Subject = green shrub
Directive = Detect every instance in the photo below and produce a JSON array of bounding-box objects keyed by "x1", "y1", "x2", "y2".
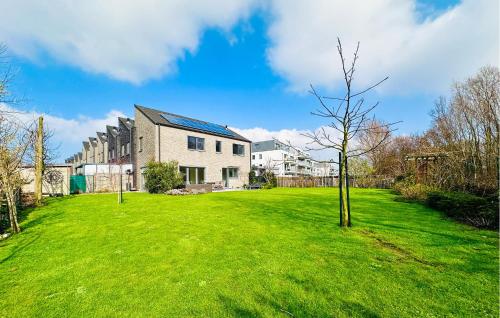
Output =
[
  {"x1": 144, "y1": 161, "x2": 184, "y2": 194},
  {"x1": 393, "y1": 181, "x2": 435, "y2": 201},
  {"x1": 262, "y1": 183, "x2": 274, "y2": 190},
  {"x1": 249, "y1": 170, "x2": 258, "y2": 184},
  {"x1": 426, "y1": 191, "x2": 499, "y2": 229}
]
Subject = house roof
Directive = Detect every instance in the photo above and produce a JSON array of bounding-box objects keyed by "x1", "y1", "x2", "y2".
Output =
[
  {"x1": 82, "y1": 141, "x2": 90, "y2": 149},
  {"x1": 89, "y1": 137, "x2": 98, "y2": 146},
  {"x1": 135, "y1": 104, "x2": 250, "y2": 142},
  {"x1": 97, "y1": 132, "x2": 108, "y2": 142},
  {"x1": 118, "y1": 117, "x2": 135, "y2": 130},
  {"x1": 106, "y1": 125, "x2": 119, "y2": 137}
]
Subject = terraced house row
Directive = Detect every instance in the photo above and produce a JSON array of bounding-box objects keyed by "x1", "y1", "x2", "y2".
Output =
[{"x1": 66, "y1": 105, "x2": 252, "y2": 191}]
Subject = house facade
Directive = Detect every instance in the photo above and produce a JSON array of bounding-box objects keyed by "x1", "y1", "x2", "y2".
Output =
[
  {"x1": 82, "y1": 141, "x2": 90, "y2": 164},
  {"x1": 134, "y1": 105, "x2": 251, "y2": 190},
  {"x1": 88, "y1": 137, "x2": 98, "y2": 163},
  {"x1": 66, "y1": 104, "x2": 252, "y2": 191},
  {"x1": 118, "y1": 117, "x2": 134, "y2": 164},
  {"x1": 106, "y1": 125, "x2": 119, "y2": 163},
  {"x1": 96, "y1": 132, "x2": 109, "y2": 163}
]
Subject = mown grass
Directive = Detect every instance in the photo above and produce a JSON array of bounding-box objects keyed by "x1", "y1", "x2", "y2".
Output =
[{"x1": 0, "y1": 188, "x2": 498, "y2": 317}]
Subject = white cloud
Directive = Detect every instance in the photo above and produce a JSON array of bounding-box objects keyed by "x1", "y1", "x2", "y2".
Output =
[
  {"x1": 0, "y1": 0, "x2": 496, "y2": 92},
  {"x1": 267, "y1": 0, "x2": 498, "y2": 93},
  {"x1": 0, "y1": 0, "x2": 258, "y2": 84},
  {"x1": 0, "y1": 104, "x2": 125, "y2": 160}
]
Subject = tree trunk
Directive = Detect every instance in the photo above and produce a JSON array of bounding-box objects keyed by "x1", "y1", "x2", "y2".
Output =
[
  {"x1": 5, "y1": 187, "x2": 20, "y2": 233},
  {"x1": 35, "y1": 116, "x2": 44, "y2": 205},
  {"x1": 339, "y1": 145, "x2": 350, "y2": 227}
]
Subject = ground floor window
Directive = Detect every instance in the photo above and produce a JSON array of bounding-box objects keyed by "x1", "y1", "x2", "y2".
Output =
[
  {"x1": 227, "y1": 167, "x2": 238, "y2": 178},
  {"x1": 180, "y1": 166, "x2": 205, "y2": 184}
]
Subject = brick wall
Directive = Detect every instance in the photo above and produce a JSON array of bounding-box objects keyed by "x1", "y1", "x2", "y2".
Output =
[{"x1": 134, "y1": 109, "x2": 157, "y2": 190}]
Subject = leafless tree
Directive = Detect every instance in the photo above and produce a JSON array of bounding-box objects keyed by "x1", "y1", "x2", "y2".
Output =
[
  {"x1": 0, "y1": 115, "x2": 35, "y2": 233},
  {"x1": 43, "y1": 168, "x2": 64, "y2": 196},
  {"x1": 425, "y1": 66, "x2": 499, "y2": 194},
  {"x1": 304, "y1": 38, "x2": 399, "y2": 227},
  {"x1": 260, "y1": 157, "x2": 280, "y2": 185}
]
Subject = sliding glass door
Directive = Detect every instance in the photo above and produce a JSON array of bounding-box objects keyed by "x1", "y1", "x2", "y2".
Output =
[{"x1": 180, "y1": 166, "x2": 205, "y2": 185}]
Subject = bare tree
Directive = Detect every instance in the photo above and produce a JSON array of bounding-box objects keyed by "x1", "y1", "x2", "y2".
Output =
[
  {"x1": 0, "y1": 116, "x2": 34, "y2": 233},
  {"x1": 260, "y1": 157, "x2": 280, "y2": 185},
  {"x1": 425, "y1": 66, "x2": 499, "y2": 194},
  {"x1": 304, "y1": 38, "x2": 399, "y2": 227}
]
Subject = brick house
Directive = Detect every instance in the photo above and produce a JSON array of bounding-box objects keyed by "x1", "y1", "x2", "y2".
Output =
[
  {"x1": 82, "y1": 141, "x2": 90, "y2": 164},
  {"x1": 134, "y1": 105, "x2": 251, "y2": 190},
  {"x1": 118, "y1": 117, "x2": 134, "y2": 164},
  {"x1": 96, "y1": 132, "x2": 109, "y2": 163},
  {"x1": 106, "y1": 125, "x2": 119, "y2": 163},
  {"x1": 88, "y1": 137, "x2": 98, "y2": 164}
]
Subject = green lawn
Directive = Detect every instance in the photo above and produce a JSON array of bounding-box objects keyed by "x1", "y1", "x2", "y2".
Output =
[{"x1": 0, "y1": 188, "x2": 498, "y2": 317}]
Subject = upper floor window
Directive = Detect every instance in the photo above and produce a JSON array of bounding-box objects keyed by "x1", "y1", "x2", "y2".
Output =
[
  {"x1": 216, "y1": 141, "x2": 222, "y2": 153},
  {"x1": 139, "y1": 137, "x2": 143, "y2": 152},
  {"x1": 259, "y1": 154, "x2": 263, "y2": 159},
  {"x1": 252, "y1": 155, "x2": 255, "y2": 160},
  {"x1": 188, "y1": 136, "x2": 205, "y2": 151},
  {"x1": 233, "y1": 144, "x2": 245, "y2": 156}
]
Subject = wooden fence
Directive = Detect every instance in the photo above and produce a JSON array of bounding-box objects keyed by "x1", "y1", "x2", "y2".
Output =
[
  {"x1": 277, "y1": 175, "x2": 394, "y2": 189},
  {"x1": 277, "y1": 176, "x2": 338, "y2": 188}
]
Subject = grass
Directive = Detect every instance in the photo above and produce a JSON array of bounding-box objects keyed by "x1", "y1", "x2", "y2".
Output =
[{"x1": 0, "y1": 188, "x2": 498, "y2": 317}]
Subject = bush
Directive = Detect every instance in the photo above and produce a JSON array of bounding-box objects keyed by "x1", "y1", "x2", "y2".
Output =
[
  {"x1": 144, "y1": 161, "x2": 184, "y2": 194},
  {"x1": 393, "y1": 181, "x2": 435, "y2": 201},
  {"x1": 426, "y1": 191, "x2": 499, "y2": 229},
  {"x1": 262, "y1": 183, "x2": 274, "y2": 190},
  {"x1": 249, "y1": 170, "x2": 258, "y2": 184}
]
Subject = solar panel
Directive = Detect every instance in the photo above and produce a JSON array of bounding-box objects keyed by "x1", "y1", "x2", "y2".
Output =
[{"x1": 161, "y1": 113, "x2": 238, "y2": 138}]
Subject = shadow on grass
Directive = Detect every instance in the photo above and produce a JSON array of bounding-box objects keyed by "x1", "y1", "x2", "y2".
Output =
[
  {"x1": 17, "y1": 196, "x2": 73, "y2": 231},
  {"x1": 218, "y1": 295, "x2": 262, "y2": 317},
  {"x1": 341, "y1": 301, "x2": 381, "y2": 318},
  {"x1": 0, "y1": 233, "x2": 41, "y2": 264}
]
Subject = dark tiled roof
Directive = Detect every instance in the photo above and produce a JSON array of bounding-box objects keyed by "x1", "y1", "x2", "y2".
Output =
[
  {"x1": 97, "y1": 132, "x2": 108, "y2": 142},
  {"x1": 135, "y1": 104, "x2": 250, "y2": 142},
  {"x1": 119, "y1": 117, "x2": 135, "y2": 130},
  {"x1": 82, "y1": 141, "x2": 90, "y2": 149},
  {"x1": 106, "y1": 125, "x2": 119, "y2": 137},
  {"x1": 89, "y1": 137, "x2": 98, "y2": 146}
]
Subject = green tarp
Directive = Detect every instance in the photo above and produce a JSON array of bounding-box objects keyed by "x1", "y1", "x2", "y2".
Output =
[{"x1": 70, "y1": 175, "x2": 86, "y2": 194}]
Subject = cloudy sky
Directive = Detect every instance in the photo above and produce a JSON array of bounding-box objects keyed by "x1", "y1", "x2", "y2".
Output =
[{"x1": 0, "y1": 0, "x2": 497, "y2": 160}]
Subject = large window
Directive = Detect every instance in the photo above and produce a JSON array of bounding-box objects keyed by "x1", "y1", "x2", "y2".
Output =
[
  {"x1": 228, "y1": 168, "x2": 239, "y2": 178},
  {"x1": 216, "y1": 141, "x2": 222, "y2": 153},
  {"x1": 180, "y1": 166, "x2": 205, "y2": 184},
  {"x1": 233, "y1": 144, "x2": 245, "y2": 156},
  {"x1": 188, "y1": 136, "x2": 205, "y2": 151}
]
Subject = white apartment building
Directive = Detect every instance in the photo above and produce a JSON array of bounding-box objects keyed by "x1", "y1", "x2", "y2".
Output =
[
  {"x1": 251, "y1": 140, "x2": 336, "y2": 177},
  {"x1": 251, "y1": 140, "x2": 315, "y2": 176}
]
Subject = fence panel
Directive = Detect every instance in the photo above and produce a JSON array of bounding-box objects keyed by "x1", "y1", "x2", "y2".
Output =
[{"x1": 277, "y1": 176, "x2": 338, "y2": 188}]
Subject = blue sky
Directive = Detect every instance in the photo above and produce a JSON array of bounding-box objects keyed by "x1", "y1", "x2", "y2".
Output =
[{"x1": 0, "y1": 0, "x2": 497, "y2": 160}]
